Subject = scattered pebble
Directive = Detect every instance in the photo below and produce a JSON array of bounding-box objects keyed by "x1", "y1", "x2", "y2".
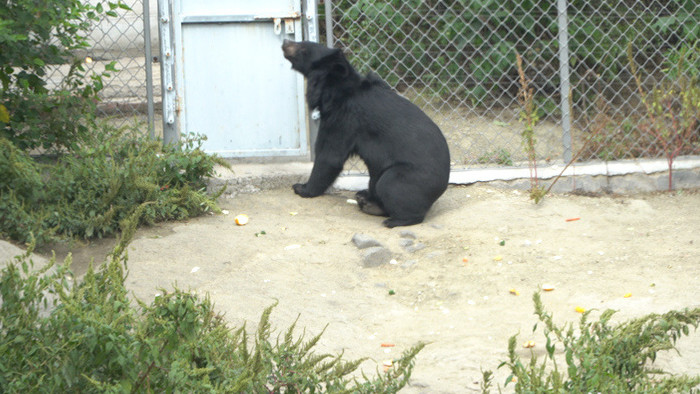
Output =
[
  {"x1": 190, "y1": 266, "x2": 200, "y2": 273},
  {"x1": 399, "y1": 239, "x2": 414, "y2": 248},
  {"x1": 284, "y1": 244, "x2": 301, "y2": 250},
  {"x1": 221, "y1": 210, "x2": 229, "y2": 215},
  {"x1": 400, "y1": 230, "x2": 417, "y2": 239},
  {"x1": 401, "y1": 260, "x2": 417, "y2": 269},
  {"x1": 406, "y1": 242, "x2": 426, "y2": 253},
  {"x1": 346, "y1": 199, "x2": 358, "y2": 205},
  {"x1": 352, "y1": 233, "x2": 382, "y2": 249},
  {"x1": 362, "y1": 246, "x2": 393, "y2": 268}
]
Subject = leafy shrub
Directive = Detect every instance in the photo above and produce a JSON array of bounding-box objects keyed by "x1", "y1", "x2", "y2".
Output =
[
  {"x1": 0, "y1": 230, "x2": 424, "y2": 392},
  {"x1": 481, "y1": 292, "x2": 700, "y2": 393},
  {"x1": 0, "y1": 0, "x2": 128, "y2": 151},
  {"x1": 0, "y1": 127, "x2": 228, "y2": 245}
]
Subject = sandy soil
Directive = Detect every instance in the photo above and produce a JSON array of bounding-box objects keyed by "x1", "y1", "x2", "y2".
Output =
[{"x1": 33, "y1": 184, "x2": 700, "y2": 392}]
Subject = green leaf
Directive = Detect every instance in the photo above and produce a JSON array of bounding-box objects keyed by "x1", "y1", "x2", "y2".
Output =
[{"x1": 0, "y1": 105, "x2": 9, "y2": 123}]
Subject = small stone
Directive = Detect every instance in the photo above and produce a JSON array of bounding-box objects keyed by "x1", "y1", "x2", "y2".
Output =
[
  {"x1": 399, "y1": 230, "x2": 417, "y2": 239},
  {"x1": 401, "y1": 260, "x2": 418, "y2": 269},
  {"x1": 362, "y1": 247, "x2": 392, "y2": 268},
  {"x1": 406, "y1": 242, "x2": 426, "y2": 253},
  {"x1": 352, "y1": 233, "x2": 382, "y2": 249},
  {"x1": 399, "y1": 238, "x2": 414, "y2": 248}
]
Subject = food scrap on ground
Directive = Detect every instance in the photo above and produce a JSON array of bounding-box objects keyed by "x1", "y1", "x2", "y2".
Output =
[{"x1": 234, "y1": 214, "x2": 249, "y2": 225}]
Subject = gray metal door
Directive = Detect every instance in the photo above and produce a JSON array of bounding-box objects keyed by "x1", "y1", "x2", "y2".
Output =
[{"x1": 158, "y1": 0, "x2": 316, "y2": 157}]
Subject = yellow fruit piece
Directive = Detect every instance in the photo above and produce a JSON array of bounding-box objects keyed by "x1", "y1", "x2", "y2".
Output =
[
  {"x1": 234, "y1": 214, "x2": 249, "y2": 226},
  {"x1": 523, "y1": 340, "x2": 535, "y2": 348},
  {"x1": 542, "y1": 284, "x2": 555, "y2": 291},
  {"x1": 575, "y1": 306, "x2": 585, "y2": 313},
  {"x1": 623, "y1": 293, "x2": 632, "y2": 298},
  {"x1": 493, "y1": 255, "x2": 503, "y2": 261},
  {"x1": 509, "y1": 288, "x2": 520, "y2": 296}
]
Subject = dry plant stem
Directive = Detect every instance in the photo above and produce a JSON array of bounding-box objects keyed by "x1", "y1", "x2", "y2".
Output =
[
  {"x1": 516, "y1": 53, "x2": 540, "y2": 192},
  {"x1": 628, "y1": 44, "x2": 698, "y2": 191}
]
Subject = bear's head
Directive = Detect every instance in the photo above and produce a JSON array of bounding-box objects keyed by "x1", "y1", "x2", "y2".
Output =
[{"x1": 282, "y1": 40, "x2": 349, "y2": 78}]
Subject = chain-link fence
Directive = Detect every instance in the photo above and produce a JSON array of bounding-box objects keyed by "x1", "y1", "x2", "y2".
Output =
[
  {"x1": 324, "y1": 0, "x2": 700, "y2": 168},
  {"x1": 46, "y1": 0, "x2": 161, "y2": 136},
  {"x1": 50, "y1": 0, "x2": 698, "y2": 171}
]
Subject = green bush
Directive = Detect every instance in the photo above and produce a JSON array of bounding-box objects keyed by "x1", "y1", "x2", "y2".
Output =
[
  {"x1": 481, "y1": 292, "x2": 700, "y2": 393},
  {"x1": 0, "y1": 0, "x2": 128, "y2": 151},
  {"x1": 0, "y1": 231, "x2": 424, "y2": 392},
  {"x1": 0, "y1": 127, "x2": 228, "y2": 245}
]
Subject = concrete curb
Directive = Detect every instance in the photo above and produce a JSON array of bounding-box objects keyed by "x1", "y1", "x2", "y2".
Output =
[{"x1": 210, "y1": 156, "x2": 700, "y2": 196}]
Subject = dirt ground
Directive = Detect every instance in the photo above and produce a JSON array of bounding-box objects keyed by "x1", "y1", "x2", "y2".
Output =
[{"x1": 32, "y1": 184, "x2": 700, "y2": 392}]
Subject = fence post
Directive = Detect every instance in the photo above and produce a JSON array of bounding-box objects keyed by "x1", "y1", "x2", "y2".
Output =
[
  {"x1": 325, "y1": 0, "x2": 334, "y2": 48},
  {"x1": 557, "y1": 0, "x2": 573, "y2": 163},
  {"x1": 143, "y1": 0, "x2": 155, "y2": 139}
]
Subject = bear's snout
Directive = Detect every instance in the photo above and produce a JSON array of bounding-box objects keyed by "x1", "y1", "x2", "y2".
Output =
[{"x1": 282, "y1": 39, "x2": 298, "y2": 59}]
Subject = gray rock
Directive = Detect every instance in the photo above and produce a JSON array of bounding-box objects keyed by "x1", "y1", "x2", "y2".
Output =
[
  {"x1": 406, "y1": 242, "x2": 426, "y2": 253},
  {"x1": 399, "y1": 230, "x2": 417, "y2": 239},
  {"x1": 352, "y1": 233, "x2": 382, "y2": 249},
  {"x1": 401, "y1": 259, "x2": 418, "y2": 269},
  {"x1": 362, "y1": 247, "x2": 392, "y2": 268},
  {"x1": 399, "y1": 238, "x2": 414, "y2": 248}
]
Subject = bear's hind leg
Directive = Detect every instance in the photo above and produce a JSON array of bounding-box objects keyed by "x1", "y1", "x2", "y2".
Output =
[
  {"x1": 355, "y1": 190, "x2": 387, "y2": 216},
  {"x1": 374, "y1": 169, "x2": 434, "y2": 227},
  {"x1": 383, "y1": 216, "x2": 424, "y2": 228}
]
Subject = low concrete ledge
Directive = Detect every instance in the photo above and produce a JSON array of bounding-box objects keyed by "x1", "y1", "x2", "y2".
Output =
[{"x1": 211, "y1": 156, "x2": 700, "y2": 196}]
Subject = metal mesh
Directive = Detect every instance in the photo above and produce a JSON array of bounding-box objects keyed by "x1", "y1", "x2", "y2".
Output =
[
  {"x1": 323, "y1": 0, "x2": 700, "y2": 168},
  {"x1": 46, "y1": 0, "x2": 160, "y2": 133}
]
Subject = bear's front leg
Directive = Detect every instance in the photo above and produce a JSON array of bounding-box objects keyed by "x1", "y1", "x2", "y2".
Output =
[{"x1": 293, "y1": 155, "x2": 344, "y2": 198}]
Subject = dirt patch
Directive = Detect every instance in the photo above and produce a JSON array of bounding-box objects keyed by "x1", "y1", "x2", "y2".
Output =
[{"x1": 31, "y1": 185, "x2": 700, "y2": 392}]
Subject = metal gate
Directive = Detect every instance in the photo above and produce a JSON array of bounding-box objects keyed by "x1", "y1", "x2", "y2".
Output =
[{"x1": 158, "y1": 0, "x2": 317, "y2": 157}]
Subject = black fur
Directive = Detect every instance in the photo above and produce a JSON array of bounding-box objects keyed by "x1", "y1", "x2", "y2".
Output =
[{"x1": 282, "y1": 40, "x2": 450, "y2": 227}]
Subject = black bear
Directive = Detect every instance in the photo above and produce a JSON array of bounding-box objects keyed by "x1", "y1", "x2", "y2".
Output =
[{"x1": 282, "y1": 40, "x2": 450, "y2": 227}]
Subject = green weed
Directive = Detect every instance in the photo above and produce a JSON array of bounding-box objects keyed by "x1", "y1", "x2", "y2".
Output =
[
  {"x1": 481, "y1": 292, "x2": 700, "y2": 393},
  {"x1": 0, "y1": 220, "x2": 424, "y2": 392}
]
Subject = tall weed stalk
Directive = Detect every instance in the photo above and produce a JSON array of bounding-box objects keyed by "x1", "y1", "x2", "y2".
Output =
[{"x1": 628, "y1": 43, "x2": 700, "y2": 191}]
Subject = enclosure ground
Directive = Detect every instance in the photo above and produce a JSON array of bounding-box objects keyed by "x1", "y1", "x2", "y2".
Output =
[{"x1": 5, "y1": 185, "x2": 700, "y2": 392}]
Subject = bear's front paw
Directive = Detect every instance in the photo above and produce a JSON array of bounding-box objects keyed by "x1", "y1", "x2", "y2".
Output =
[{"x1": 293, "y1": 183, "x2": 313, "y2": 197}]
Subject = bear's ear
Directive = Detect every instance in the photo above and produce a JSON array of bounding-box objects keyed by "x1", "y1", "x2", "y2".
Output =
[{"x1": 312, "y1": 48, "x2": 349, "y2": 78}]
